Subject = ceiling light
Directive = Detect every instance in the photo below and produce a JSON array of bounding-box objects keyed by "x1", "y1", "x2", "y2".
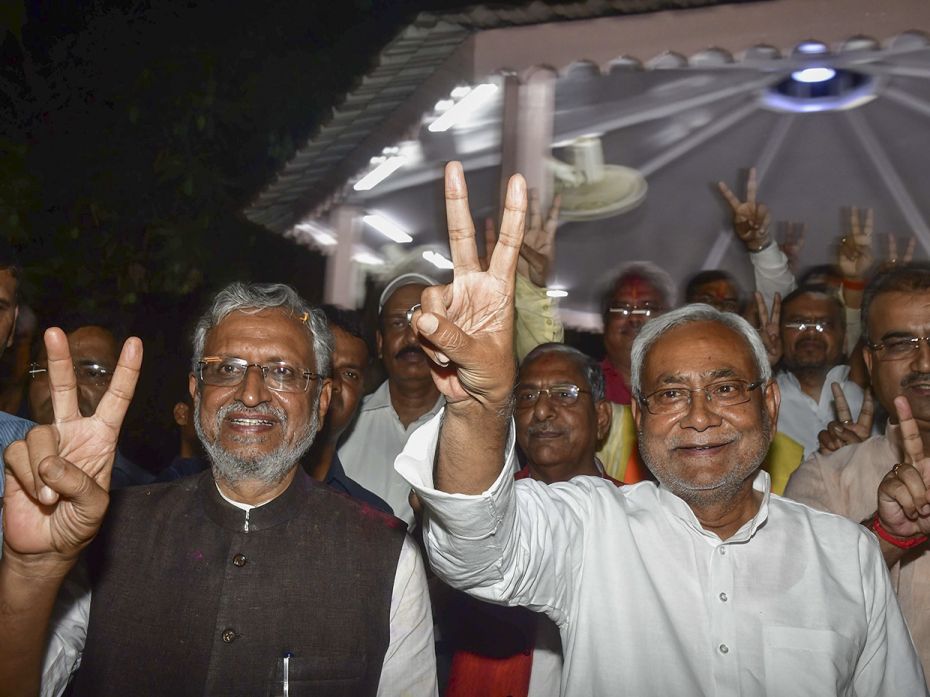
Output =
[
  {"x1": 422, "y1": 250, "x2": 454, "y2": 270},
  {"x1": 353, "y1": 155, "x2": 407, "y2": 191},
  {"x1": 791, "y1": 67, "x2": 836, "y2": 83},
  {"x1": 434, "y1": 99, "x2": 454, "y2": 113},
  {"x1": 363, "y1": 214, "x2": 413, "y2": 243},
  {"x1": 796, "y1": 41, "x2": 828, "y2": 55},
  {"x1": 294, "y1": 222, "x2": 337, "y2": 246},
  {"x1": 546, "y1": 289, "x2": 568, "y2": 298},
  {"x1": 352, "y1": 249, "x2": 385, "y2": 266},
  {"x1": 450, "y1": 85, "x2": 472, "y2": 99},
  {"x1": 428, "y1": 83, "x2": 499, "y2": 133}
]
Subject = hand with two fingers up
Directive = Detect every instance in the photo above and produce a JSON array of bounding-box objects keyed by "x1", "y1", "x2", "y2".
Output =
[
  {"x1": 3, "y1": 327, "x2": 142, "y2": 567},
  {"x1": 875, "y1": 396, "x2": 930, "y2": 555},
  {"x1": 817, "y1": 382, "x2": 875, "y2": 454}
]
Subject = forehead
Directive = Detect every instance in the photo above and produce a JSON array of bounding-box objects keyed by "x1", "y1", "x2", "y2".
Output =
[
  {"x1": 0, "y1": 268, "x2": 16, "y2": 301},
  {"x1": 611, "y1": 277, "x2": 662, "y2": 304},
  {"x1": 868, "y1": 290, "x2": 930, "y2": 337},
  {"x1": 205, "y1": 309, "x2": 314, "y2": 363},
  {"x1": 67, "y1": 326, "x2": 117, "y2": 362},
  {"x1": 520, "y1": 351, "x2": 587, "y2": 387},
  {"x1": 331, "y1": 326, "x2": 368, "y2": 365},
  {"x1": 643, "y1": 321, "x2": 756, "y2": 384},
  {"x1": 782, "y1": 294, "x2": 839, "y2": 319},
  {"x1": 383, "y1": 284, "x2": 427, "y2": 315},
  {"x1": 693, "y1": 279, "x2": 738, "y2": 299}
]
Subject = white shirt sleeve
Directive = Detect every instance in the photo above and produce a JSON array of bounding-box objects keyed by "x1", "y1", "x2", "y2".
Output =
[
  {"x1": 750, "y1": 244, "x2": 796, "y2": 310},
  {"x1": 40, "y1": 568, "x2": 90, "y2": 697},
  {"x1": 376, "y1": 535, "x2": 438, "y2": 697},
  {"x1": 395, "y1": 411, "x2": 580, "y2": 627}
]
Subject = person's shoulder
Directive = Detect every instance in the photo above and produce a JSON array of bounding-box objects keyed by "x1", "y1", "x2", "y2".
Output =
[
  {"x1": 301, "y1": 475, "x2": 407, "y2": 534},
  {"x1": 0, "y1": 411, "x2": 34, "y2": 442},
  {"x1": 769, "y1": 492, "x2": 874, "y2": 541},
  {"x1": 805, "y1": 433, "x2": 891, "y2": 473},
  {"x1": 109, "y1": 471, "x2": 203, "y2": 510}
]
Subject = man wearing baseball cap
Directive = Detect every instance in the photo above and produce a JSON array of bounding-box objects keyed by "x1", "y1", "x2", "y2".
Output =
[{"x1": 338, "y1": 272, "x2": 442, "y2": 527}]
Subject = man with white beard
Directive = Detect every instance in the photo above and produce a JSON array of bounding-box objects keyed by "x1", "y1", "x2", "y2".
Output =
[{"x1": 0, "y1": 282, "x2": 436, "y2": 697}]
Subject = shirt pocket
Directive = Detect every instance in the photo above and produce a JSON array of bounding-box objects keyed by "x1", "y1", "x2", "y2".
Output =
[
  {"x1": 763, "y1": 625, "x2": 856, "y2": 697},
  {"x1": 266, "y1": 653, "x2": 368, "y2": 697}
]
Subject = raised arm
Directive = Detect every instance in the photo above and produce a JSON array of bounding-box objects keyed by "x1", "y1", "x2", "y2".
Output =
[
  {"x1": 0, "y1": 328, "x2": 142, "y2": 696},
  {"x1": 410, "y1": 162, "x2": 526, "y2": 494}
]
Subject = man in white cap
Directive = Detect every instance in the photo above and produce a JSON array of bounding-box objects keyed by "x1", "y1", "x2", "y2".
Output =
[{"x1": 338, "y1": 272, "x2": 443, "y2": 527}]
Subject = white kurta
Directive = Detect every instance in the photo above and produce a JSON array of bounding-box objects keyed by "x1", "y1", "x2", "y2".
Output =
[{"x1": 397, "y1": 412, "x2": 927, "y2": 697}]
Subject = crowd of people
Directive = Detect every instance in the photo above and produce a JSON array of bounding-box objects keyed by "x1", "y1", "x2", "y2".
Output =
[{"x1": 1, "y1": 161, "x2": 930, "y2": 696}]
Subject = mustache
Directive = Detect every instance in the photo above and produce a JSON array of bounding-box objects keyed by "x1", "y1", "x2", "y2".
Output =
[
  {"x1": 527, "y1": 423, "x2": 560, "y2": 437},
  {"x1": 216, "y1": 402, "x2": 287, "y2": 423},
  {"x1": 395, "y1": 345, "x2": 427, "y2": 359},
  {"x1": 902, "y1": 373, "x2": 930, "y2": 389}
]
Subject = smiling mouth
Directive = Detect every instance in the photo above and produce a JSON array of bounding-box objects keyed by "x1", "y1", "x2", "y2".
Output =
[{"x1": 228, "y1": 417, "x2": 276, "y2": 427}]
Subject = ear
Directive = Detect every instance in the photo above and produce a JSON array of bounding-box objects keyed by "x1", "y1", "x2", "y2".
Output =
[
  {"x1": 595, "y1": 399, "x2": 612, "y2": 441},
  {"x1": 173, "y1": 401, "x2": 191, "y2": 427},
  {"x1": 630, "y1": 396, "x2": 643, "y2": 432},
  {"x1": 376, "y1": 329, "x2": 383, "y2": 360},
  {"x1": 5, "y1": 306, "x2": 18, "y2": 349},
  {"x1": 763, "y1": 378, "x2": 780, "y2": 428},
  {"x1": 316, "y1": 378, "x2": 333, "y2": 424},
  {"x1": 863, "y1": 345, "x2": 874, "y2": 378},
  {"x1": 188, "y1": 372, "x2": 199, "y2": 403}
]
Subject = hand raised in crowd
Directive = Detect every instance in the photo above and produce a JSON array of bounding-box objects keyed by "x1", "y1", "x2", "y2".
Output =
[
  {"x1": 837, "y1": 207, "x2": 874, "y2": 280},
  {"x1": 517, "y1": 189, "x2": 560, "y2": 287},
  {"x1": 817, "y1": 382, "x2": 875, "y2": 454},
  {"x1": 777, "y1": 221, "x2": 805, "y2": 274},
  {"x1": 481, "y1": 189, "x2": 560, "y2": 288},
  {"x1": 880, "y1": 233, "x2": 916, "y2": 271},
  {"x1": 877, "y1": 396, "x2": 930, "y2": 540},
  {"x1": 2, "y1": 328, "x2": 142, "y2": 566},
  {"x1": 752, "y1": 291, "x2": 782, "y2": 366},
  {"x1": 718, "y1": 167, "x2": 771, "y2": 252},
  {"x1": 411, "y1": 162, "x2": 527, "y2": 409}
]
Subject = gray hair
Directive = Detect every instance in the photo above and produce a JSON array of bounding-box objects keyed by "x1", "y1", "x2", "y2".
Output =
[
  {"x1": 521, "y1": 342, "x2": 606, "y2": 401},
  {"x1": 630, "y1": 304, "x2": 772, "y2": 397},
  {"x1": 192, "y1": 282, "x2": 333, "y2": 378}
]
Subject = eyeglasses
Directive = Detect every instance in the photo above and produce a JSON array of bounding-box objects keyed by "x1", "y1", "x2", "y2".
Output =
[
  {"x1": 607, "y1": 304, "x2": 662, "y2": 319},
  {"x1": 867, "y1": 335, "x2": 930, "y2": 361},
  {"x1": 28, "y1": 362, "x2": 114, "y2": 387},
  {"x1": 783, "y1": 320, "x2": 834, "y2": 333},
  {"x1": 197, "y1": 356, "x2": 323, "y2": 393},
  {"x1": 638, "y1": 379, "x2": 764, "y2": 415},
  {"x1": 514, "y1": 383, "x2": 590, "y2": 409}
]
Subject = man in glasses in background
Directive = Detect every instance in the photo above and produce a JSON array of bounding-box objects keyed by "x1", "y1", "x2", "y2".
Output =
[
  {"x1": 785, "y1": 263, "x2": 930, "y2": 684},
  {"x1": 1, "y1": 282, "x2": 436, "y2": 696},
  {"x1": 773, "y1": 286, "x2": 868, "y2": 458},
  {"x1": 596, "y1": 262, "x2": 676, "y2": 482},
  {"x1": 402, "y1": 301, "x2": 926, "y2": 694},
  {"x1": 26, "y1": 315, "x2": 154, "y2": 487}
]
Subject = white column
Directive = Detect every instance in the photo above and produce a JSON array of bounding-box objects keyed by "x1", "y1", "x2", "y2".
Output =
[
  {"x1": 499, "y1": 68, "x2": 557, "y2": 210},
  {"x1": 324, "y1": 205, "x2": 362, "y2": 308}
]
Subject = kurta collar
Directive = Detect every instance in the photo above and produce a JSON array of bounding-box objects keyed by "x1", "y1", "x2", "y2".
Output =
[{"x1": 199, "y1": 468, "x2": 311, "y2": 532}]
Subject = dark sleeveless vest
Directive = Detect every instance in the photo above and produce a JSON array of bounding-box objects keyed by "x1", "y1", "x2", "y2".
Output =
[{"x1": 69, "y1": 470, "x2": 406, "y2": 697}]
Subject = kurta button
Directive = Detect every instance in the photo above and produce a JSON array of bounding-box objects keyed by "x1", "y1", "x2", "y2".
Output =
[
  {"x1": 719, "y1": 644, "x2": 729, "y2": 654},
  {"x1": 222, "y1": 628, "x2": 237, "y2": 643},
  {"x1": 718, "y1": 546, "x2": 727, "y2": 555},
  {"x1": 719, "y1": 592, "x2": 728, "y2": 602},
  {"x1": 232, "y1": 553, "x2": 247, "y2": 567}
]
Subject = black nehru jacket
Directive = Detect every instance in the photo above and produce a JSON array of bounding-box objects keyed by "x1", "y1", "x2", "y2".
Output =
[{"x1": 69, "y1": 470, "x2": 406, "y2": 697}]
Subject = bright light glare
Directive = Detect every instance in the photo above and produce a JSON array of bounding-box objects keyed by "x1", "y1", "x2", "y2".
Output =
[
  {"x1": 422, "y1": 250, "x2": 454, "y2": 270},
  {"x1": 352, "y1": 250, "x2": 384, "y2": 266},
  {"x1": 363, "y1": 214, "x2": 412, "y2": 243},
  {"x1": 546, "y1": 289, "x2": 568, "y2": 298},
  {"x1": 353, "y1": 155, "x2": 407, "y2": 191},
  {"x1": 791, "y1": 67, "x2": 836, "y2": 83},
  {"x1": 434, "y1": 99, "x2": 454, "y2": 113},
  {"x1": 797, "y1": 41, "x2": 828, "y2": 55},
  {"x1": 428, "y1": 83, "x2": 499, "y2": 133},
  {"x1": 450, "y1": 85, "x2": 472, "y2": 99},
  {"x1": 295, "y1": 223, "x2": 337, "y2": 246}
]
